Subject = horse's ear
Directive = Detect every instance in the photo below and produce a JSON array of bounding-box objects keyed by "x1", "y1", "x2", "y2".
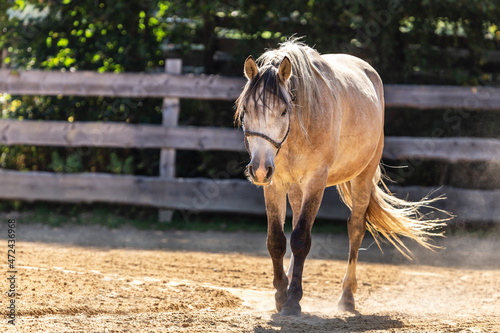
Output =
[
  {"x1": 244, "y1": 55, "x2": 259, "y2": 80},
  {"x1": 278, "y1": 56, "x2": 292, "y2": 83}
]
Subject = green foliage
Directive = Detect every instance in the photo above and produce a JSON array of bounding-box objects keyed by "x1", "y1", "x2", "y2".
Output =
[
  {"x1": 48, "y1": 151, "x2": 83, "y2": 173},
  {"x1": 148, "y1": 0, "x2": 500, "y2": 83},
  {"x1": 2, "y1": 0, "x2": 163, "y2": 72},
  {"x1": 106, "y1": 152, "x2": 134, "y2": 174},
  {"x1": 0, "y1": 0, "x2": 166, "y2": 176}
]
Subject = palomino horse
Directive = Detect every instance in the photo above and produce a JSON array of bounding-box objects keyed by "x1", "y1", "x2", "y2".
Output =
[{"x1": 235, "y1": 39, "x2": 445, "y2": 316}]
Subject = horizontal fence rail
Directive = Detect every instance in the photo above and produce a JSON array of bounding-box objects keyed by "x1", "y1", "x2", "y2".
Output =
[
  {"x1": 383, "y1": 85, "x2": 500, "y2": 110},
  {"x1": 0, "y1": 69, "x2": 244, "y2": 100},
  {"x1": 0, "y1": 169, "x2": 497, "y2": 223},
  {"x1": 0, "y1": 119, "x2": 499, "y2": 163},
  {"x1": 1, "y1": 69, "x2": 500, "y2": 109},
  {"x1": 383, "y1": 137, "x2": 500, "y2": 163},
  {"x1": 0, "y1": 119, "x2": 246, "y2": 151}
]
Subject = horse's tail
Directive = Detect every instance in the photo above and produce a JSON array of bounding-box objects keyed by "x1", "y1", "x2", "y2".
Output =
[{"x1": 336, "y1": 166, "x2": 450, "y2": 259}]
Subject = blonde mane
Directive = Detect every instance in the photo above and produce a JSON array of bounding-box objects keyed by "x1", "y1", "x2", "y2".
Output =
[{"x1": 235, "y1": 39, "x2": 337, "y2": 136}]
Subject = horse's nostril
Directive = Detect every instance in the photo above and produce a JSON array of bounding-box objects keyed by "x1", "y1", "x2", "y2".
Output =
[
  {"x1": 248, "y1": 165, "x2": 255, "y2": 178},
  {"x1": 266, "y1": 166, "x2": 274, "y2": 179}
]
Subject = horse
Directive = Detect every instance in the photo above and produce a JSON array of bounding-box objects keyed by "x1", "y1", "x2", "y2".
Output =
[{"x1": 234, "y1": 39, "x2": 447, "y2": 316}]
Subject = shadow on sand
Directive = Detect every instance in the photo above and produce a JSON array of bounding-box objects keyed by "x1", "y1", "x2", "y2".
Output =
[{"x1": 254, "y1": 312, "x2": 404, "y2": 333}]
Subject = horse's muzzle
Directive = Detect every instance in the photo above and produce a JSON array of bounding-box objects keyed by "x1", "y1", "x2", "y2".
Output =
[{"x1": 247, "y1": 160, "x2": 274, "y2": 186}]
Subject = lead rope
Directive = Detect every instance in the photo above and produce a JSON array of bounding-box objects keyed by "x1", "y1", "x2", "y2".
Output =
[{"x1": 359, "y1": 240, "x2": 377, "y2": 251}]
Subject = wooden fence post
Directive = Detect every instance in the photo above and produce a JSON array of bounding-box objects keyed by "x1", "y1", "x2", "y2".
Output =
[{"x1": 159, "y1": 59, "x2": 182, "y2": 222}]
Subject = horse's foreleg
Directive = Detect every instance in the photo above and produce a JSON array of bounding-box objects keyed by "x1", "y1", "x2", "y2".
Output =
[
  {"x1": 286, "y1": 184, "x2": 303, "y2": 284},
  {"x1": 338, "y1": 174, "x2": 373, "y2": 312},
  {"x1": 281, "y1": 184, "x2": 325, "y2": 317},
  {"x1": 264, "y1": 185, "x2": 288, "y2": 313}
]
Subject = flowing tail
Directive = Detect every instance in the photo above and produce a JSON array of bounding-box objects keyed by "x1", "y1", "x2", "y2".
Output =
[{"x1": 336, "y1": 166, "x2": 452, "y2": 259}]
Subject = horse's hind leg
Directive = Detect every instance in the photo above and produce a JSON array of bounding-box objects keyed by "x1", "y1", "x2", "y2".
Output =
[{"x1": 338, "y1": 164, "x2": 377, "y2": 312}]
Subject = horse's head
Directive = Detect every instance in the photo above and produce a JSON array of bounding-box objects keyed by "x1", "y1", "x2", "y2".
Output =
[{"x1": 235, "y1": 55, "x2": 294, "y2": 186}]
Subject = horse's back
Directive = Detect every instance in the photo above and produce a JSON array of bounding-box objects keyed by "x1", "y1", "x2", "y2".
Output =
[{"x1": 321, "y1": 53, "x2": 384, "y2": 113}]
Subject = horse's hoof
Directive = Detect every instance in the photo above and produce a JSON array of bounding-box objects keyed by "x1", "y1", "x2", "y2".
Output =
[
  {"x1": 338, "y1": 291, "x2": 356, "y2": 312},
  {"x1": 280, "y1": 304, "x2": 301, "y2": 317},
  {"x1": 338, "y1": 300, "x2": 355, "y2": 312},
  {"x1": 275, "y1": 291, "x2": 287, "y2": 312}
]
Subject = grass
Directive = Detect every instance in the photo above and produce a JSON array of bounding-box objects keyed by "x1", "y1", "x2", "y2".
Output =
[
  {"x1": 1, "y1": 201, "x2": 348, "y2": 234},
  {"x1": 6, "y1": 202, "x2": 496, "y2": 237}
]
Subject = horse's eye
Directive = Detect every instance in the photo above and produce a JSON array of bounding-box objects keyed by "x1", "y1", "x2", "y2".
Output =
[{"x1": 281, "y1": 109, "x2": 287, "y2": 116}]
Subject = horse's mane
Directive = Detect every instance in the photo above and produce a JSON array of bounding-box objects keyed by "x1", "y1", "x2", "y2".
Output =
[{"x1": 235, "y1": 38, "x2": 336, "y2": 136}]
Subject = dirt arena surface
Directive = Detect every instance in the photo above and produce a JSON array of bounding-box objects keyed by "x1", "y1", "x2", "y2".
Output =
[{"x1": 1, "y1": 222, "x2": 500, "y2": 332}]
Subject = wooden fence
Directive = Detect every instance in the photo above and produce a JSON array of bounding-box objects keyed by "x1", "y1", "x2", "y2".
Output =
[{"x1": 0, "y1": 63, "x2": 500, "y2": 223}]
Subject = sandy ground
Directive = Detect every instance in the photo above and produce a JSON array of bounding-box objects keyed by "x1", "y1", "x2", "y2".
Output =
[{"x1": 1, "y1": 221, "x2": 500, "y2": 332}]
